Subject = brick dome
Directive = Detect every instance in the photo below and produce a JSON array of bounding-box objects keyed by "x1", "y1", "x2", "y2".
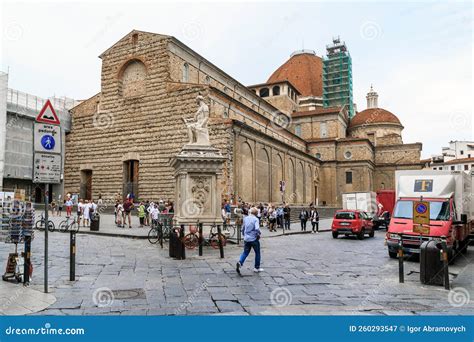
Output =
[
  {"x1": 349, "y1": 108, "x2": 402, "y2": 128},
  {"x1": 267, "y1": 51, "x2": 323, "y2": 97}
]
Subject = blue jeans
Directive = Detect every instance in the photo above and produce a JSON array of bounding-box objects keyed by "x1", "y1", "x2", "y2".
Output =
[{"x1": 239, "y1": 240, "x2": 261, "y2": 269}]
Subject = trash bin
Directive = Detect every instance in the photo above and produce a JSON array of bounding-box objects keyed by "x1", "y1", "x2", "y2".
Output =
[
  {"x1": 168, "y1": 226, "x2": 185, "y2": 260},
  {"x1": 90, "y1": 213, "x2": 100, "y2": 231},
  {"x1": 420, "y1": 240, "x2": 444, "y2": 286}
]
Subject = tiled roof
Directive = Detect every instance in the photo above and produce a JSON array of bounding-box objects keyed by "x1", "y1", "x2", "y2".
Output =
[
  {"x1": 443, "y1": 157, "x2": 474, "y2": 164},
  {"x1": 267, "y1": 52, "x2": 323, "y2": 97},
  {"x1": 349, "y1": 108, "x2": 402, "y2": 128}
]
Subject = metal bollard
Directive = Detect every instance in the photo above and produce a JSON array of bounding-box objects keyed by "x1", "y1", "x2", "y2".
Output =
[
  {"x1": 198, "y1": 223, "x2": 203, "y2": 256},
  {"x1": 70, "y1": 231, "x2": 76, "y2": 281},
  {"x1": 217, "y1": 225, "x2": 224, "y2": 259},
  {"x1": 441, "y1": 241, "x2": 450, "y2": 290},
  {"x1": 23, "y1": 235, "x2": 32, "y2": 285},
  {"x1": 179, "y1": 225, "x2": 186, "y2": 260},
  {"x1": 398, "y1": 237, "x2": 404, "y2": 283},
  {"x1": 159, "y1": 222, "x2": 163, "y2": 249},
  {"x1": 237, "y1": 224, "x2": 241, "y2": 245}
]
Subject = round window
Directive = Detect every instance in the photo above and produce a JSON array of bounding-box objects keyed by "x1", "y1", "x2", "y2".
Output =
[
  {"x1": 315, "y1": 153, "x2": 322, "y2": 159},
  {"x1": 344, "y1": 151, "x2": 352, "y2": 159}
]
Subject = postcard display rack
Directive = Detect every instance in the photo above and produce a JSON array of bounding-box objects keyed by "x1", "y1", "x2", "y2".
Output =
[{"x1": 1, "y1": 200, "x2": 35, "y2": 282}]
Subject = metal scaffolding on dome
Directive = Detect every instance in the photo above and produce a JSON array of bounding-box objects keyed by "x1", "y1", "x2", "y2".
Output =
[{"x1": 322, "y1": 37, "x2": 354, "y2": 118}]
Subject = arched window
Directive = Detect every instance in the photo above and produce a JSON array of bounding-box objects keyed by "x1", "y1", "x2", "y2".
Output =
[
  {"x1": 259, "y1": 88, "x2": 269, "y2": 98},
  {"x1": 182, "y1": 63, "x2": 189, "y2": 82},
  {"x1": 272, "y1": 86, "x2": 280, "y2": 96},
  {"x1": 120, "y1": 59, "x2": 147, "y2": 98}
]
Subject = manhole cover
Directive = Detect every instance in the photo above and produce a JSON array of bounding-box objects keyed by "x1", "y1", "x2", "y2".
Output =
[{"x1": 112, "y1": 288, "x2": 146, "y2": 300}]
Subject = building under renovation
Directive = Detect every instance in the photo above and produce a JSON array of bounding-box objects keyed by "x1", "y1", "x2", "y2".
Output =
[
  {"x1": 322, "y1": 37, "x2": 354, "y2": 118},
  {"x1": 0, "y1": 73, "x2": 78, "y2": 202}
]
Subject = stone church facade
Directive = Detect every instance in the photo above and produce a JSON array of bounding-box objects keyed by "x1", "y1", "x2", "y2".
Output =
[{"x1": 64, "y1": 30, "x2": 423, "y2": 207}]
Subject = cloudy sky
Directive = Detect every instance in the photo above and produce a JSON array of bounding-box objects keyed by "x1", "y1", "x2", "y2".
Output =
[{"x1": 1, "y1": 0, "x2": 472, "y2": 158}]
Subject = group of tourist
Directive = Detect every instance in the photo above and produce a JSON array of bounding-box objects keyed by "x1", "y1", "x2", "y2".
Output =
[
  {"x1": 48, "y1": 196, "x2": 74, "y2": 217},
  {"x1": 75, "y1": 199, "x2": 99, "y2": 227},
  {"x1": 114, "y1": 198, "x2": 174, "y2": 229},
  {"x1": 227, "y1": 201, "x2": 320, "y2": 233}
]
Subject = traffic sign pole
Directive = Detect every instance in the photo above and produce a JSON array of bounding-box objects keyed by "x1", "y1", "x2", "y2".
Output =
[
  {"x1": 44, "y1": 184, "x2": 49, "y2": 293},
  {"x1": 33, "y1": 100, "x2": 61, "y2": 294}
]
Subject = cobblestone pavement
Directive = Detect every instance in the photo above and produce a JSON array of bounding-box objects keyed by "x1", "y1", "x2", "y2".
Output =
[{"x1": 0, "y1": 229, "x2": 472, "y2": 316}]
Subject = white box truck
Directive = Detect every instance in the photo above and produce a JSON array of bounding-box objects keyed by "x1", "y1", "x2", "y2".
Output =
[
  {"x1": 342, "y1": 192, "x2": 377, "y2": 217},
  {"x1": 386, "y1": 170, "x2": 473, "y2": 259}
]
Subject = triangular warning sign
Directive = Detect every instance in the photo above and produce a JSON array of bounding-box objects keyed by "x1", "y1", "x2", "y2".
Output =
[{"x1": 36, "y1": 99, "x2": 60, "y2": 125}]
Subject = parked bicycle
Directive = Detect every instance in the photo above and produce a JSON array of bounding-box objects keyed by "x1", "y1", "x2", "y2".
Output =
[
  {"x1": 214, "y1": 224, "x2": 236, "y2": 239},
  {"x1": 183, "y1": 224, "x2": 226, "y2": 250},
  {"x1": 148, "y1": 222, "x2": 171, "y2": 244},
  {"x1": 58, "y1": 216, "x2": 80, "y2": 233},
  {"x1": 35, "y1": 212, "x2": 55, "y2": 232}
]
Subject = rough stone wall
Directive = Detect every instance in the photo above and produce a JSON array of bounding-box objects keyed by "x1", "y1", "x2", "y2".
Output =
[
  {"x1": 318, "y1": 164, "x2": 337, "y2": 206},
  {"x1": 349, "y1": 124, "x2": 403, "y2": 144},
  {"x1": 377, "y1": 134, "x2": 403, "y2": 146},
  {"x1": 335, "y1": 163, "x2": 374, "y2": 200},
  {"x1": 265, "y1": 95, "x2": 298, "y2": 115},
  {"x1": 308, "y1": 141, "x2": 337, "y2": 161},
  {"x1": 65, "y1": 32, "x2": 235, "y2": 203},
  {"x1": 293, "y1": 115, "x2": 347, "y2": 140},
  {"x1": 336, "y1": 141, "x2": 373, "y2": 161},
  {"x1": 64, "y1": 93, "x2": 100, "y2": 197},
  {"x1": 375, "y1": 143, "x2": 422, "y2": 165}
]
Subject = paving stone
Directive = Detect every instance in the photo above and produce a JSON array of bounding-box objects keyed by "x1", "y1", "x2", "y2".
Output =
[{"x1": 5, "y1": 229, "x2": 471, "y2": 316}]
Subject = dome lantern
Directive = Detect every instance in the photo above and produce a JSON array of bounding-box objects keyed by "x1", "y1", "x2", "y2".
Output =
[{"x1": 366, "y1": 84, "x2": 379, "y2": 109}]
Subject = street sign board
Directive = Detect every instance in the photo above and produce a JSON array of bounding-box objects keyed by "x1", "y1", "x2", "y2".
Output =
[
  {"x1": 36, "y1": 99, "x2": 61, "y2": 125},
  {"x1": 34, "y1": 123, "x2": 61, "y2": 154},
  {"x1": 413, "y1": 200, "x2": 430, "y2": 234},
  {"x1": 33, "y1": 153, "x2": 61, "y2": 184}
]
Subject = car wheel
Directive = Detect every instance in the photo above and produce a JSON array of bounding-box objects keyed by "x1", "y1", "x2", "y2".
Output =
[
  {"x1": 357, "y1": 229, "x2": 365, "y2": 240},
  {"x1": 332, "y1": 231, "x2": 338, "y2": 239},
  {"x1": 388, "y1": 250, "x2": 397, "y2": 259},
  {"x1": 369, "y1": 230, "x2": 374, "y2": 238}
]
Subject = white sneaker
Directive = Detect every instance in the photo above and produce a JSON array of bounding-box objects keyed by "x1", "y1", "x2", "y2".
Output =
[{"x1": 253, "y1": 268, "x2": 264, "y2": 273}]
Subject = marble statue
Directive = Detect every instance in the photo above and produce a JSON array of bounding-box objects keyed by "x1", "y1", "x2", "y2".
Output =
[{"x1": 183, "y1": 95, "x2": 210, "y2": 145}]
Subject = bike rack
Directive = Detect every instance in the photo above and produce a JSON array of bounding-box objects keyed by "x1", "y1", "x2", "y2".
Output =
[{"x1": 180, "y1": 222, "x2": 226, "y2": 259}]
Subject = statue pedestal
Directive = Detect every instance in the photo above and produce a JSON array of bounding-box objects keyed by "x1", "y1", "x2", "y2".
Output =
[{"x1": 171, "y1": 144, "x2": 226, "y2": 225}]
